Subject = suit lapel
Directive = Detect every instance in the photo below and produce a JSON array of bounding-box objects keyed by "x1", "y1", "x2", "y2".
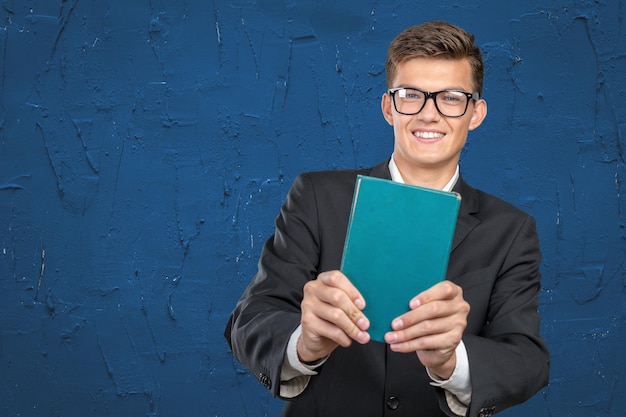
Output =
[
  {"x1": 451, "y1": 177, "x2": 481, "y2": 252},
  {"x1": 369, "y1": 159, "x2": 393, "y2": 180}
]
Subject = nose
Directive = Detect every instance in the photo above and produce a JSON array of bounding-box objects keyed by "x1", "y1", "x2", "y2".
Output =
[{"x1": 417, "y1": 96, "x2": 440, "y2": 121}]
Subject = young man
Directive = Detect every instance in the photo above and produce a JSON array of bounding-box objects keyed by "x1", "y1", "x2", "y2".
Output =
[{"x1": 225, "y1": 21, "x2": 550, "y2": 417}]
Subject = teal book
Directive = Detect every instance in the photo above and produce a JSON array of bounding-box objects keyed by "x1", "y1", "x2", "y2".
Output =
[{"x1": 340, "y1": 175, "x2": 461, "y2": 342}]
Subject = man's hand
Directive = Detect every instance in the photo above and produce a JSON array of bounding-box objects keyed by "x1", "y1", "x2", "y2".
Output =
[
  {"x1": 297, "y1": 270, "x2": 370, "y2": 363},
  {"x1": 383, "y1": 280, "x2": 470, "y2": 379}
]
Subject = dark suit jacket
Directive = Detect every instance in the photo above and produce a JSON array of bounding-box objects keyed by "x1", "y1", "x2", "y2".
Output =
[{"x1": 225, "y1": 160, "x2": 550, "y2": 417}]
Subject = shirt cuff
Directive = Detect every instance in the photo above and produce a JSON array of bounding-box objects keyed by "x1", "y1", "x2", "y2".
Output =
[
  {"x1": 279, "y1": 325, "x2": 327, "y2": 398},
  {"x1": 427, "y1": 340, "x2": 472, "y2": 414}
]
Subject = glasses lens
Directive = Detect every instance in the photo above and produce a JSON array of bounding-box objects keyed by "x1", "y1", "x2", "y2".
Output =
[
  {"x1": 435, "y1": 91, "x2": 468, "y2": 117},
  {"x1": 394, "y1": 89, "x2": 425, "y2": 115}
]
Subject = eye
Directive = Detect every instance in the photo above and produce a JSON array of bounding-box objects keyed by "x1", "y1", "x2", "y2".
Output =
[
  {"x1": 400, "y1": 89, "x2": 424, "y2": 100},
  {"x1": 440, "y1": 91, "x2": 464, "y2": 104}
]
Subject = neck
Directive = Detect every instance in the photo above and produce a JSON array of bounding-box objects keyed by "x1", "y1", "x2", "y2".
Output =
[{"x1": 393, "y1": 158, "x2": 458, "y2": 190}]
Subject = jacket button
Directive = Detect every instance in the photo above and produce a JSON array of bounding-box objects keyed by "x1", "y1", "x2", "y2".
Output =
[
  {"x1": 478, "y1": 406, "x2": 496, "y2": 416},
  {"x1": 386, "y1": 396, "x2": 400, "y2": 410},
  {"x1": 258, "y1": 373, "x2": 272, "y2": 390}
]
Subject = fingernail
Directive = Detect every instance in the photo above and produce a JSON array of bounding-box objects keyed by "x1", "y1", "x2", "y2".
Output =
[
  {"x1": 392, "y1": 319, "x2": 403, "y2": 329},
  {"x1": 357, "y1": 331, "x2": 370, "y2": 344},
  {"x1": 356, "y1": 318, "x2": 367, "y2": 329},
  {"x1": 385, "y1": 332, "x2": 398, "y2": 343},
  {"x1": 354, "y1": 298, "x2": 365, "y2": 309},
  {"x1": 409, "y1": 298, "x2": 421, "y2": 309}
]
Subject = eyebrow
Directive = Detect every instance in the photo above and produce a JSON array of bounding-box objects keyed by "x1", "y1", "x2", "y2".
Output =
[{"x1": 396, "y1": 85, "x2": 472, "y2": 92}]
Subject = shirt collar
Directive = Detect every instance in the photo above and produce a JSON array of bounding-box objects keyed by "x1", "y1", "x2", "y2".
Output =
[{"x1": 388, "y1": 154, "x2": 459, "y2": 192}]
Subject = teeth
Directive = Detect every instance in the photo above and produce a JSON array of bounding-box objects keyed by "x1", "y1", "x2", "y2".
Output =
[{"x1": 414, "y1": 131, "x2": 444, "y2": 139}]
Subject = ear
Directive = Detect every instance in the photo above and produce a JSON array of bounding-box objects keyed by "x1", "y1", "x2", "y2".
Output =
[
  {"x1": 468, "y1": 99, "x2": 487, "y2": 131},
  {"x1": 381, "y1": 92, "x2": 394, "y2": 126}
]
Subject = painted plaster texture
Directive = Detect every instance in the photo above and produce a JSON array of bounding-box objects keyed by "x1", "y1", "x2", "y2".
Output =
[{"x1": 0, "y1": 1, "x2": 624, "y2": 416}]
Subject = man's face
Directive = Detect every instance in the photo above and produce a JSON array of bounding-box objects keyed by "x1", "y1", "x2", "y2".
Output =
[{"x1": 381, "y1": 58, "x2": 487, "y2": 184}]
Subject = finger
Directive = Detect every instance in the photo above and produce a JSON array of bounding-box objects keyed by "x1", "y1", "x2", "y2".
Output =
[
  {"x1": 387, "y1": 328, "x2": 462, "y2": 354},
  {"x1": 323, "y1": 307, "x2": 369, "y2": 343},
  {"x1": 386, "y1": 301, "x2": 467, "y2": 346},
  {"x1": 385, "y1": 320, "x2": 463, "y2": 353},
  {"x1": 305, "y1": 277, "x2": 361, "y2": 319},
  {"x1": 314, "y1": 272, "x2": 369, "y2": 329},
  {"x1": 318, "y1": 271, "x2": 366, "y2": 310},
  {"x1": 393, "y1": 298, "x2": 460, "y2": 331},
  {"x1": 301, "y1": 311, "x2": 355, "y2": 348},
  {"x1": 410, "y1": 280, "x2": 462, "y2": 309},
  {"x1": 305, "y1": 295, "x2": 370, "y2": 344},
  {"x1": 386, "y1": 312, "x2": 444, "y2": 345},
  {"x1": 302, "y1": 280, "x2": 370, "y2": 343}
]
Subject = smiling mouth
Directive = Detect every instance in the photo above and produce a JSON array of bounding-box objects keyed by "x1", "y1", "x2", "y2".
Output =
[{"x1": 414, "y1": 131, "x2": 445, "y2": 139}]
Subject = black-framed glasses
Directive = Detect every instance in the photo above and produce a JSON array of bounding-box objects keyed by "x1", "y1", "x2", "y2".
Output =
[{"x1": 387, "y1": 87, "x2": 480, "y2": 118}]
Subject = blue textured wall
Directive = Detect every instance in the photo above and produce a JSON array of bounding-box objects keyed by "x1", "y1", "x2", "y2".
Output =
[{"x1": 1, "y1": 1, "x2": 624, "y2": 416}]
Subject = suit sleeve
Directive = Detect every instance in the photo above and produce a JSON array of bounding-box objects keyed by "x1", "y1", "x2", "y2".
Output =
[
  {"x1": 224, "y1": 173, "x2": 321, "y2": 398},
  {"x1": 460, "y1": 215, "x2": 550, "y2": 417}
]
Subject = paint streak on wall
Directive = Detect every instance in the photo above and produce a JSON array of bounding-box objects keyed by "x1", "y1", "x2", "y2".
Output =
[{"x1": 0, "y1": 1, "x2": 624, "y2": 416}]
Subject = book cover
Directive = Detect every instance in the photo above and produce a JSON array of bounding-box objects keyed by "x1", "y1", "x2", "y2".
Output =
[{"x1": 340, "y1": 175, "x2": 461, "y2": 342}]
